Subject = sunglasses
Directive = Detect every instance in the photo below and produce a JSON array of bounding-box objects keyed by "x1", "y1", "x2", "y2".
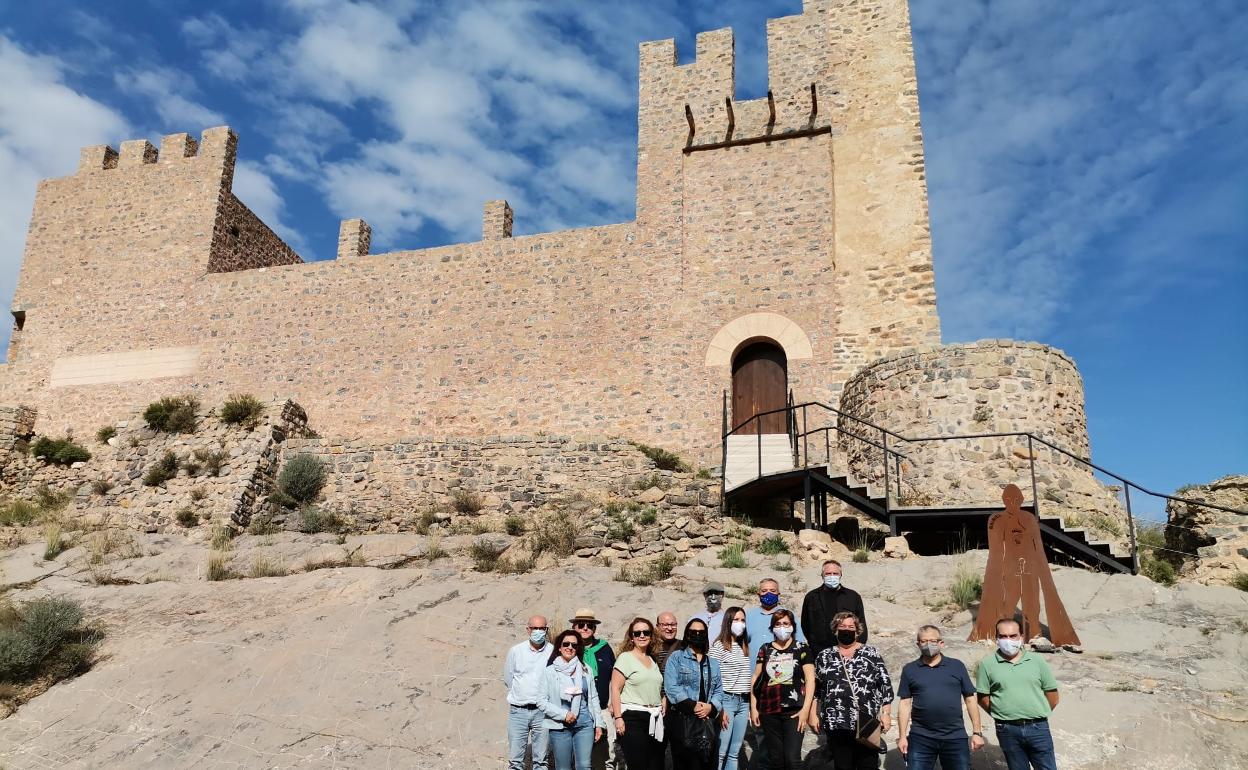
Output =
[
  {"x1": 573, "y1": 622, "x2": 597, "y2": 629},
  {"x1": 631, "y1": 630, "x2": 652, "y2": 638},
  {"x1": 560, "y1": 642, "x2": 578, "y2": 649}
]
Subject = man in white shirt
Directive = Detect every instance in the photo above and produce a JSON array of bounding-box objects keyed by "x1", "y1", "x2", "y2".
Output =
[{"x1": 502, "y1": 615, "x2": 552, "y2": 770}]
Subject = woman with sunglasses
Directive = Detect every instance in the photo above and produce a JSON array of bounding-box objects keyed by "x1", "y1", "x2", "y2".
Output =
[
  {"x1": 663, "y1": 618, "x2": 724, "y2": 770},
  {"x1": 609, "y1": 617, "x2": 665, "y2": 769},
  {"x1": 539, "y1": 630, "x2": 605, "y2": 770}
]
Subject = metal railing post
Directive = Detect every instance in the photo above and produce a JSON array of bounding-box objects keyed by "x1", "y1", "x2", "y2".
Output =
[
  {"x1": 719, "y1": 390, "x2": 727, "y2": 517},
  {"x1": 803, "y1": 472, "x2": 812, "y2": 530},
  {"x1": 802, "y1": 405, "x2": 808, "y2": 469},
  {"x1": 882, "y1": 430, "x2": 890, "y2": 514},
  {"x1": 895, "y1": 454, "x2": 902, "y2": 499},
  {"x1": 1028, "y1": 435, "x2": 1039, "y2": 517},
  {"x1": 1124, "y1": 485, "x2": 1140, "y2": 575},
  {"x1": 757, "y1": 427, "x2": 762, "y2": 481}
]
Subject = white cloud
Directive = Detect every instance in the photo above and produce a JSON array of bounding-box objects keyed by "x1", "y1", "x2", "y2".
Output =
[
  {"x1": 114, "y1": 68, "x2": 225, "y2": 128},
  {"x1": 0, "y1": 36, "x2": 129, "y2": 356},
  {"x1": 233, "y1": 160, "x2": 308, "y2": 255},
  {"x1": 912, "y1": 0, "x2": 1248, "y2": 340}
]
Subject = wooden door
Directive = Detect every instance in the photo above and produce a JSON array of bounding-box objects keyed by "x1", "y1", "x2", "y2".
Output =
[{"x1": 732, "y1": 342, "x2": 788, "y2": 434}]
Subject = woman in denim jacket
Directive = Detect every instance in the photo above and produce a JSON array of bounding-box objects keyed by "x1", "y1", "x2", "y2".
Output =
[
  {"x1": 662, "y1": 618, "x2": 725, "y2": 769},
  {"x1": 539, "y1": 630, "x2": 605, "y2": 770}
]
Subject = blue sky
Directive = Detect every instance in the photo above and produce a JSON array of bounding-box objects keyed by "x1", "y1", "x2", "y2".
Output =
[{"x1": 0, "y1": 0, "x2": 1244, "y2": 513}]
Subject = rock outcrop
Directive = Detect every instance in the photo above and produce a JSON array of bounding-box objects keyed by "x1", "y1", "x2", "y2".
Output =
[{"x1": 1166, "y1": 475, "x2": 1248, "y2": 585}]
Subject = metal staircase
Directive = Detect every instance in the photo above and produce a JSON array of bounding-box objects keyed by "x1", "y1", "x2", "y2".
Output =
[{"x1": 717, "y1": 395, "x2": 1211, "y2": 575}]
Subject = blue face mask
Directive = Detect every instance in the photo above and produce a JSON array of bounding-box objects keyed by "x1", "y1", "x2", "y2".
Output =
[
  {"x1": 760, "y1": 591, "x2": 780, "y2": 609},
  {"x1": 823, "y1": 575, "x2": 841, "y2": 589},
  {"x1": 530, "y1": 629, "x2": 547, "y2": 646}
]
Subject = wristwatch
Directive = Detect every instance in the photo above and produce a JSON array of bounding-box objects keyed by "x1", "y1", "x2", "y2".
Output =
[{"x1": 972, "y1": 731, "x2": 984, "y2": 737}]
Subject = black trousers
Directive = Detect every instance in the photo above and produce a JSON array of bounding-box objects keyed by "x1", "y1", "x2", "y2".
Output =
[
  {"x1": 825, "y1": 729, "x2": 879, "y2": 770},
  {"x1": 760, "y1": 712, "x2": 803, "y2": 770},
  {"x1": 619, "y1": 711, "x2": 664, "y2": 770}
]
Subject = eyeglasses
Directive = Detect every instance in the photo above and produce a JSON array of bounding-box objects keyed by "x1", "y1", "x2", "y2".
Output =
[
  {"x1": 657, "y1": 623, "x2": 678, "y2": 628},
  {"x1": 528, "y1": 626, "x2": 549, "y2": 631},
  {"x1": 560, "y1": 642, "x2": 578, "y2": 649},
  {"x1": 573, "y1": 622, "x2": 597, "y2": 629},
  {"x1": 631, "y1": 630, "x2": 652, "y2": 638},
  {"x1": 918, "y1": 639, "x2": 942, "y2": 645}
]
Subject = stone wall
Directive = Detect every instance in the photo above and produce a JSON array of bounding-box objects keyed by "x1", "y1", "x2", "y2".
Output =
[
  {"x1": 0, "y1": 0, "x2": 940, "y2": 465},
  {"x1": 279, "y1": 435, "x2": 718, "y2": 530},
  {"x1": 1165, "y1": 475, "x2": 1248, "y2": 585},
  {"x1": 0, "y1": 398, "x2": 308, "y2": 532},
  {"x1": 836, "y1": 340, "x2": 1128, "y2": 537}
]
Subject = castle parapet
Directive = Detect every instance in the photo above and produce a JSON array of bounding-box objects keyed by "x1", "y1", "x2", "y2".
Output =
[
  {"x1": 483, "y1": 200, "x2": 513, "y2": 240},
  {"x1": 74, "y1": 126, "x2": 237, "y2": 190},
  {"x1": 337, "y1": 219, "x2": 372, "y2": 259}
]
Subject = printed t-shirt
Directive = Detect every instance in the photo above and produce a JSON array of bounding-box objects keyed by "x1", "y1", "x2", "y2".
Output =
[{"x1": 755, "y1": 641, "x2": 812, "y2": 715}]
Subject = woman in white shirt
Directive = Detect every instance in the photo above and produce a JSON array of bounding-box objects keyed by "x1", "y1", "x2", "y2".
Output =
[{"x1": 710, "y1": 606, "x2": 752, "y2": 770}]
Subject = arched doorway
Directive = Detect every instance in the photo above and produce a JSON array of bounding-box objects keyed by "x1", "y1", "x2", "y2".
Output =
[{"x1": 731, "y1": 341, "x2": 788, "y2": 434}]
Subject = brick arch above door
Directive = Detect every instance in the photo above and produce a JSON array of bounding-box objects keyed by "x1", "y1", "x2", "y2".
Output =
[{"x1": 703, "y1": 312, "x2": 813, "y2": 367}]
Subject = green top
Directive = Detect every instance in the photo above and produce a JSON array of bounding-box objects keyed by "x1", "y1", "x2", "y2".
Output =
[
  {"x1": 614, "y1": 651, "x2": 664, "y2": 707},
  {"x1": 975, "y1": 650, "x2": 1058, "y2": 721}
]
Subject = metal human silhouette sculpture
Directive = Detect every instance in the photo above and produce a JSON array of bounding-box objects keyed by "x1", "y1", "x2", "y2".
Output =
[{"x1": 970, "y1": 484, "x2": 1080, "y2": 646}]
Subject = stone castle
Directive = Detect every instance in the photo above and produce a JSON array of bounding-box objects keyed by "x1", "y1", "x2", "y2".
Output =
[{"x1": 0, "y1": 0, "x2": 1143, "y2": 567}]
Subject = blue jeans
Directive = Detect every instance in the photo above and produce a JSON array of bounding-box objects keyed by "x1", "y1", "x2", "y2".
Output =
[
  {"x1": 995, "y1": 720, "x2": 1056, "y2": 770},
  {"x1": 551, "y1": 707, "x2": 595, "y2": 770},
  {"x1": 508, "y1": 705, "x2": 550, "y2": 770},
  {"x1": 905, "y1": 732, "x2": 969, "y2": 770},
  {"x1": 718, "y1": 693, "x2": 750, "y2": 770}
]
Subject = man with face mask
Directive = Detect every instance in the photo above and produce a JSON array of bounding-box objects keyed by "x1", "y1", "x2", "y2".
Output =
[
  {"x1": 896, "y1": 625, "x2": 984, "y2": 770},
  {"x1": 691, "y1": 582, "x2": 727, "y2": 638},
  {"x1": 800, "y1": 559, "x2": 867, "y2": 659},
  {"x1": 502, "y1": 615, "x2": 553, "y2": 770},
  {"x1": 744, "y1": 578, "x2": 805, "y2": 659},
  {"x1": 976, "y1": 619, "x2": 1060, "y2": 770}
]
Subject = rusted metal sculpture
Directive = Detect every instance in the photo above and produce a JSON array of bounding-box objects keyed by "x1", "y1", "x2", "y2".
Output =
[{"x1": 970, "y1": 484, "x2": 1080, "y2": 646}]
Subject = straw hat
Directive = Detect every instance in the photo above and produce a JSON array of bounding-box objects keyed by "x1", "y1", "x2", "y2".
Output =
[{"x1": 569, "y1": 608, "x2": 600, "y2": 625}]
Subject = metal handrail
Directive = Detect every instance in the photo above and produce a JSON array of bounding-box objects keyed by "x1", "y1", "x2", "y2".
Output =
[{"x1": 719, "y1": 398, "x2": 1246, "y2": 575}]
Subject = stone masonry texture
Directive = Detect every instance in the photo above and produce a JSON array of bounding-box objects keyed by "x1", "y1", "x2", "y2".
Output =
[{"x1": 0, "y1": 0, "x2": 940, "y2": 465}]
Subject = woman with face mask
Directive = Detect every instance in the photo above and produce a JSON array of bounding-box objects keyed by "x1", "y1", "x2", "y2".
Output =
[
  {"x1": 539, "y1": 630, "x2": 605, "y2": 770},
  {"x1": 710, "y1": 606, "x2": 751, "y2": 770},
  {"x1": 662, "y1": 619, "x2": 725, "y2": 770},
  {"x1": 811, "y1": 611, "x2": 893, "y2": 769},
  {"x1": 749, "y1": 609, "x2": 815, "y2": 769}
]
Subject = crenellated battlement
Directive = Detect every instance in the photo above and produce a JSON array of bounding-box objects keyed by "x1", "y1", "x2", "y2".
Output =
[{"x1": 76, "y1": 126, "x2": 237, "y2": 190}]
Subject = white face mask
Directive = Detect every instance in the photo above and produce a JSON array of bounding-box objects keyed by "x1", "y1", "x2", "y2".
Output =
[
  {"x1": 772, "y1": 626, "x2": 793, "y2": 641},
  {"x1": 997, "y1": 638, "x2": 1023, "y2": 656},
  {"x1": 730, "y1": 621, "x2": 746, "y2": 638},
  {"x1": 823, "y1": 575, "x2": 841, "y2": 589}
]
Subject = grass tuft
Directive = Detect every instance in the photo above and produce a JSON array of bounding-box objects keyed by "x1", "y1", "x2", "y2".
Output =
[
  {"x1": 249, "y1": 553, "x2": 288, "y2": 578},
  {"x1": 718, "y1": 543, "x2": 747, "y2": 569},
  {"x1": 504, "y1": 515, "x2": 525, "y2": 536},
  {"x1": 42, "y1": 523, "x2": 65, "y2": 561},
  {"x1": 948, "y1": 560, "x2": 983, "y2": 610},
  {"x1": 95, "y1": 426, "x2": 117, "y2": 444},
  {"x1": 452, "y1": 490, "x2": 484, "y2": 515},
  {"x1": 1230, "y1": 573, "x2": 1248, "y2": 593},
  {"x1": 206, "y1": 552, "x2": 235, "y2": 581},
  {"x1": 143, "y1": 451, "x2": 180, "y2": 487},
  {"x1": 757, "y1": 534, "x2": 790, "y2": 555},
  {"x1": 143, "y1": 395, "x2": 199, "y2": 433}
]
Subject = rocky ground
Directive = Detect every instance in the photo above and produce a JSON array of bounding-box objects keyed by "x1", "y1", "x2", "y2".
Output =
[{"x1": 0, "y1": 528, "x2": 1244, "y2": 769}]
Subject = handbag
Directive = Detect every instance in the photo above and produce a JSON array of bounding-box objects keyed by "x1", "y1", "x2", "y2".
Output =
[
  {"x1": 838, "y1": 652, "x2": 882, "y2": 750},
  {"x1": 678, "y1": 654, "x2": 720, "y2": 763}
]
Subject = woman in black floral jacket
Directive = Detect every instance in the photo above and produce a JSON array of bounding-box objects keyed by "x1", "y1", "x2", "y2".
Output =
[{"x1": 811, "y1": 611, "x2": 893, "y2": 769}]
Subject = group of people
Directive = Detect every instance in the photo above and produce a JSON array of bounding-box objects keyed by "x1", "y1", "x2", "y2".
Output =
[{"x1": 503, "y1": 560, "x2": 1062, "y2": 770}]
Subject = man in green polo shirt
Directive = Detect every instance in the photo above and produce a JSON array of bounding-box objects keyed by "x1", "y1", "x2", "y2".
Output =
[{"x1": 976, "y1": 618, "x2": 1059, "y2": 770}]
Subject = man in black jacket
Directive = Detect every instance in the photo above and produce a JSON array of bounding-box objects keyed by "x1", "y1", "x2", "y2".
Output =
[{"x1": 801, "y1": 559, "x2": 868, "y2": 657}]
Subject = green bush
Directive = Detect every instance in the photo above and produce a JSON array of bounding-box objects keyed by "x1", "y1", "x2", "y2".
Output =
[
  {"x1": 31, "y1": 437, "x2": 91, "y2": 466},
  {"x1": 220, "y1": 394, "x2": 265, "y2": 428},
  {"x1": 529, "y1": 513, "x2": 578, "y2": 558},
  {"x1": 757, "y1": 534, "x2": 790, "y2": 555},
  {"x1": 638, "y1": 507, "x2": 658, "y2": 526},
  {"x1": 470, "y1": 538, "x2": 508, "y2": 572},
  {"x1": 143, "y1": 395, "x2": 200, "y2": 433},
  {"x1": 278, "y1": 455, "x2": 326, "y2": 505},
  {"x1": 0, "y1": 629, "x2": 38, "y2": 680},
  {"x1": 629, "y1": 442, "x2": 691, "y2": 473},
  {"x1": 452, "y1": 490, "x2": 484, "y2": 514},
  {"x1": 143, "y1": 451, "x2": 180, "y2": 487},
  {"x1": 606, "y1": 515, "x2": 637, "y2": 543},
  {"x1": 1141, "y1": 556, "x2": 1176, "y2": 586},
  {"x1": 504, "y1": 515, "x2": 525, "y2": 536},
  {"x1": 193, "y1": 448, "x2": 227, "y2": 477},
  {"x1": 298, "y1": 506, "x2": 343, "y2": 534},
  {"x1": 0, "y1": 597, "x2": 97, "y2": 688},
  {"x1": 1230, "y1": 573, "x2": 1248, "y2": 592},
  {"x1": 95, "y1": 426, "x2": 116, "y2": 444},
  {"x1": 175, "y1": 508, "x2": 199, "y2": 527}
]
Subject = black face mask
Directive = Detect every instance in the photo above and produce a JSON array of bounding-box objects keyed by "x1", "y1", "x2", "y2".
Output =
[
  {"x1": 685, "y1": 630, "x2": 709, "y2": 650},
  {"x1": 836, "y1": 629, "x2": 858, "y2": 646}
]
